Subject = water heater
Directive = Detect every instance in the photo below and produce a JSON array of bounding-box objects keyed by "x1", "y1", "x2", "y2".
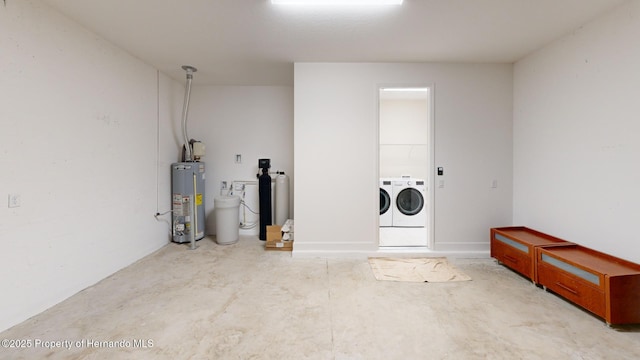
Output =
[{"x1": 171, "y1": 162, "x2": 206, "y2": 243}]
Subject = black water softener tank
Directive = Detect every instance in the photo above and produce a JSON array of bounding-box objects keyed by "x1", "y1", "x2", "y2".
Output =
[{"x1": 258, "y1": 159, "x2": 272, "y2": 240}]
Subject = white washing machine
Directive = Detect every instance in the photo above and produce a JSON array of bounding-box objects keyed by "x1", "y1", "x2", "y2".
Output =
[
  {"x1": 379, "y1": 178, "x2": 393, "y2": 227},
  {"x1": 392, "y1": 178, "x2": 426, "y2": 227}
]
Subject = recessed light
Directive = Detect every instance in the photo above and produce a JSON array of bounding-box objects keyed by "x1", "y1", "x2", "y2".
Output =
[{"x1": 272, "y1": 0, "x2": 403, "y2": 6}]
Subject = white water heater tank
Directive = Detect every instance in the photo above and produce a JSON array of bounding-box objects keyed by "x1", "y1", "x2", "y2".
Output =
[{"x1": 274, "y1": 172, "x2": 289, "y2": 226}]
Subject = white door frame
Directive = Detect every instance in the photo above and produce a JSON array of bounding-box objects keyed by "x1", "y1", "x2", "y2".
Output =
[{"x1": 376, "y1": 84, "x2": 436, "y2": 249}]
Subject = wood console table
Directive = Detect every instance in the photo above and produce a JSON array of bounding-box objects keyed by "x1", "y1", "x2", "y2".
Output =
[
  {"x1": 490, "y1": 226, "x2": 573, "y2": 283},
  {"x1": 537, "y1": 245, "x2": 640, "y2": 325},
  {"x1": 491, "y1": 226, "x2": 640, "y2": 325}
]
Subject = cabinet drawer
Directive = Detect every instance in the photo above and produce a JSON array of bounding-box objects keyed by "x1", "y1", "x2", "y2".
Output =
[
  {"x1": 491, "y1": 233, "x2": 533, "y2": 280},
  {"x1": 496, "y1": 242, "x2": 532, "y2": 279},
  {"x1": 493, "y1": 233, "x2": 530, "y2": 253},
  {"x1": 491, "y1": 227, "x2": 575, "y2": 284},
  {"x1": 539, "y1": 253, "x2": 604, "y2": 289},
  {"x1": 538, "y1": 261, "x2": 606, "y2": 318}
]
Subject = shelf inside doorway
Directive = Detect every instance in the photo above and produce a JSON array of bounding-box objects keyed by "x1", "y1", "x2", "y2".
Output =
[{"x1": 379, "y1": 227, "x2": 428, "y2": 247}]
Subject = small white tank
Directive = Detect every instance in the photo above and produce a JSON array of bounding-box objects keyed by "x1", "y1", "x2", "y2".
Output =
[{"x1": 214, "y1": 195, "x2": 241, "y2": 245}]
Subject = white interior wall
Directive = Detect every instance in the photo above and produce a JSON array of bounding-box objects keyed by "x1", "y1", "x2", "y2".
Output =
[
  {"x1": 0, "y1": 1, "x2": 181, "y2": 332},
  {"x1": 379, "y1": 98, "x2": 430, "y2": 180},
  {"x1": 294, "y1": 63, "x2": 513, "y2": 255},
  {"x1": 158, "y1": 74, "x2": 190, "y2": 232},
  {"x1": 513, "y1": 0, "x2": 640, "y2": 263},
  {"x1": 186, "y1": 86, "x2": 294, "y2": 235}
]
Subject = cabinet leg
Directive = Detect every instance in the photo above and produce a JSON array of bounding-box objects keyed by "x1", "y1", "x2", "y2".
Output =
[{"x1": 542, "y1": 285, "x2": 547, "y2": 292}]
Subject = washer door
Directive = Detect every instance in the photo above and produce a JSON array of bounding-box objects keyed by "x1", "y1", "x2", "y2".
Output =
[
  {"x1": 396, "y1": 188, "x2": 424, "y2": 216},
  {"x1": 380, "y1": 188, "x2": 391, "y2": 215}
]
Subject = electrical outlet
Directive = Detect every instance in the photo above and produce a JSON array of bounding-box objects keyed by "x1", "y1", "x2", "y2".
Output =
[
  {"x1": 8, "y1": 194, "x2": 21, "y2": 208},
  {"x1": 221, "y1": 181, "x2": 227, "y2": 190},
  {"x1": 235, "y1": 154, "x2": 242, "y2": 164}
]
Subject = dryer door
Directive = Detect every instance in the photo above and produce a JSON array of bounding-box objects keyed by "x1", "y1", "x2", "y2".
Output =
[
  {"x1": 396, "y1": 188, "x2": 424, "y2": 216},
  {"x1": 380, "y1": 188, "x2": 391, "y2": 215}
]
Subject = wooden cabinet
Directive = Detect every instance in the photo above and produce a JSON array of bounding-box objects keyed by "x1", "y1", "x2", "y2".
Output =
[
  {"x1": 537, "y1": 245, "x2": 640, "y2": 325},
  {"x1": 491, "y1": 226, "x2": 640, "y2": 325},
  {"x1": 490, "y1": 227, "x2": 573, "y2": 282}
]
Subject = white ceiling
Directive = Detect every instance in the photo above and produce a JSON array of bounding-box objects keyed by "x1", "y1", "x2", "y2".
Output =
[{"x1": 41, "y1": 0, "x2": 626, "y2": 86}]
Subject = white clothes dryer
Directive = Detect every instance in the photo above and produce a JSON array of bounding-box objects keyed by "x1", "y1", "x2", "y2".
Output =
[
  {"x1": 379, "y1": 178, "x2": 393, "y2": 227},
  {"x1": 392, "y1": 178, "x2": 426, "y2": 227}
]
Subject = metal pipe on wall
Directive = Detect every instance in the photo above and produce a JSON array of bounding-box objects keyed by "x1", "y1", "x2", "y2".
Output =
[{"x1": 181, "y1": 65, "x2": 197, "y2": 161}]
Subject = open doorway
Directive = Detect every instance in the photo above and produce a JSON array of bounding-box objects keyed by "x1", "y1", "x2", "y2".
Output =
[{"x1": 378, "y1": 86, "x2": 434, "y2": 248}]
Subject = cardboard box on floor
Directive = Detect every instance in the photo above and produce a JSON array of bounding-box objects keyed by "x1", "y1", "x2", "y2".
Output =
[{"x1": 265, "y1": 225, "x2": 293, "y2": 251}]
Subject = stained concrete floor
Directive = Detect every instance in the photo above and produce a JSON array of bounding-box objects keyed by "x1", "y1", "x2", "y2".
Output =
[{"x1": 1, "y1": 237, "x2": 639, "y2": 360}]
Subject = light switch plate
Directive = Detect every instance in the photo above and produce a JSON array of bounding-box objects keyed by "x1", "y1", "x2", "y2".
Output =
[{"x1": 8, "y1": 194, "x2": 21, "y2": 208}]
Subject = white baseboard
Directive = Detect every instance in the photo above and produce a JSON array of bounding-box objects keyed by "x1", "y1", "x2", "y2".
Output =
[
  {"x1": 292, "y1": 241, "x2": 490, "y2": 259},
  {"x1": 375, "y1": 247, "x2": 490, "y2": 259},
  {"x1": 292, "y1": 241, "x2": 376, "y2": 258}
]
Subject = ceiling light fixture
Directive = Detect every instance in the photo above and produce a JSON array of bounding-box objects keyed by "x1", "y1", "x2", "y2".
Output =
[
  {"x1": 381, "y1": 88, "x2": 429, "y2": 92},
  {"x1": 272, "y1": 0, "x2": 403, "y2": 6}
]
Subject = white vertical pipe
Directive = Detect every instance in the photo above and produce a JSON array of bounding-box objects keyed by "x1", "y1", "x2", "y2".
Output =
[{"x1": 190, "y1": 172, "x2": 198, "y2": 250}]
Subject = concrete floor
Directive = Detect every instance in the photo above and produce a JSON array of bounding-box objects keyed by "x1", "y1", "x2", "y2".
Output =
[{"x1": 1, "y1": 237, "x2": 639, "y2": 359}]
